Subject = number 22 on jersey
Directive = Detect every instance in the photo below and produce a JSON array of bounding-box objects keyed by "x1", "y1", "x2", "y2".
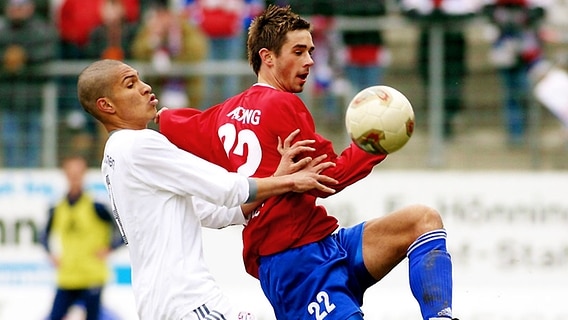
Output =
[{"x1": 218, "y1": 123, "x2": 262, "y2": 177}]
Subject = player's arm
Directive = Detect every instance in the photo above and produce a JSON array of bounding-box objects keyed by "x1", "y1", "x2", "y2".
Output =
[
  {"x1": 241, "y1": 129, "x2": 337, "y2": 217},
  {"x1": 133, "y1": 130, "x2": 336, "y2": 213},
  {"x1": 303, "y1": 140, "x2": 386, "y2": 198},
  {"x1": 246, "y1": 158, "x2": 337, "y2": 201},
  {"x1": 39, "y1": 208, "x2": 55, "y2": 253},
  {"x1": 40, "y1": 208, "x2": 59, "y2": 267},
  {"x1": 196, "y1": 198, "x2": 247, "y2": 228},
  {"x1": 279, "y1": 107, "x2": 386, "y2": 198},
  {"x1": 94, "y1": 202, "x2": 125, "y2": 250},
  {"x1": 276, "y1": 95, "x2": 387, "y2": 194}
]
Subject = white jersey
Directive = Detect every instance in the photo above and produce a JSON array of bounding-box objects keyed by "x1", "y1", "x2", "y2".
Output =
[{"x1": 101, "y1": 129, "x2": 250, "y2": 320}]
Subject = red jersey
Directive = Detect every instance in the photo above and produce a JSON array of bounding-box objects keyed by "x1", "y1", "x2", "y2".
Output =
[
  {"x1": 160, "y1": 84, "x2": 386, "y2": 278},
  {"x1": 57, "y1": 0, "x2": 140, "y2": 47}
]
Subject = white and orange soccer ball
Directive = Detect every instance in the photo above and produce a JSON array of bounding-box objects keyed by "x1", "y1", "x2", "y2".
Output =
[{"x1": 345, "y1": 85, "x2": 415, "y2": 154}]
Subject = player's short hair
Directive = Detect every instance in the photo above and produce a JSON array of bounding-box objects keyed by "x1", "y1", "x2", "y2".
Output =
[
  {"x1": 77, "y1": 59, "x2": 123, "y2": 122},
  {"x1": 247, "y1": 5, "x2": 311, "y2": 75},
  {"x1": 61, "y1": 154, "x2": 88, "y2": 170}
]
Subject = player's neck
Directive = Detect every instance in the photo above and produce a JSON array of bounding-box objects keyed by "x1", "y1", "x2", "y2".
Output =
[{"x1": 253, "y1": 82, "x2": 276, "y2": 90}]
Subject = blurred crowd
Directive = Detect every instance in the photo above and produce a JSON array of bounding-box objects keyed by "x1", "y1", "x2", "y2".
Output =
[{"x1": 0, "y1": 0, "x2": 564, "y2": 168}]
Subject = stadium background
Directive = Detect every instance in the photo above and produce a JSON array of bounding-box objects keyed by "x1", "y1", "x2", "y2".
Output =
[{"x1": 1, "y1": 0, "x2": 568, "y2": 319}]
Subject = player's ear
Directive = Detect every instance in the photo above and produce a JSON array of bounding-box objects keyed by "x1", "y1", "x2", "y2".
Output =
[
  {"x1": 97, "y1": 97, "x2": 116, "y2": 114},
  {"x1": 259, "y1": 48, "x2": 273, "y2": 66}
]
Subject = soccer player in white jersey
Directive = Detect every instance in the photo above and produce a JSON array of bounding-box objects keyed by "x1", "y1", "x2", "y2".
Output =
[{"x1": 76, "y1": 59, "x2": 338, "y2": 320}]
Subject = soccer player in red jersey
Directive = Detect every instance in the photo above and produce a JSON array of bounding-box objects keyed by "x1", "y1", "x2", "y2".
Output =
[{"x1": 160, "y1": 5, "x2": 457, "y2": 320}]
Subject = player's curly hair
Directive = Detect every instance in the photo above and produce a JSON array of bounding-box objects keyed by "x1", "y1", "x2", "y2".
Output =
[{"x1": 247, "y1": 5, "x2": 311, "y2": 75}]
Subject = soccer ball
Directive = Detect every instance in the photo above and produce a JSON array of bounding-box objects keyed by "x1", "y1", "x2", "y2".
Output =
[{"x1": 345, "y1": 85, "x2": 415, "y2": 154}]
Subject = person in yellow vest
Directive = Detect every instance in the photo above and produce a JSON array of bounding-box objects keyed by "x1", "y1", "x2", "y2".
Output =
[{"x1": 40, "y1": 155, "x2": 123, "y2": 320}]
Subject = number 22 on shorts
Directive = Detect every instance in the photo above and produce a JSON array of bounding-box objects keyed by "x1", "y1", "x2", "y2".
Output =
[{"x1": 307, "y1": 290, "x2": 336, "y2": 320}]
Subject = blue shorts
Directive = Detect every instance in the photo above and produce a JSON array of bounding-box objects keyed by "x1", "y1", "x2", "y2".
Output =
[{"x1": 258, "y1": 222, "x2": 377, "y2": 320}]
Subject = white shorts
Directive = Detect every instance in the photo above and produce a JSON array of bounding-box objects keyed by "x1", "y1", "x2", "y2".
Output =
[{"x1": 186, "y1": 294, "x2": 256, "y2": 320}]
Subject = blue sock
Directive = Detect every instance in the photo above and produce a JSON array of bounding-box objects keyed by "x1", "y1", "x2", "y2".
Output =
[{"x1": 407, "y1": 229, "x2": 453, "y2": 320}]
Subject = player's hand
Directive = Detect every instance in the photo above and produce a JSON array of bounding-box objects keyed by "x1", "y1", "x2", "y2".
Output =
[
  {"x1": 96, "y1": 248, "x2": 111, "y2": 261},
  {"x1": 48, "y1": 255, "x2": 60, "y2": 267},
  {"x1": 291, "y1": 162, "x2": 338, "y2": 193},
  {"x1": 289, "y1": 157, "x2": 337, "y2": 194},
  {"x1": 154, "y1": 106, "x2": 169, "y2": 124},
  {"x1": 273, "y1": 129, "x2": 316, "y2": 176}
]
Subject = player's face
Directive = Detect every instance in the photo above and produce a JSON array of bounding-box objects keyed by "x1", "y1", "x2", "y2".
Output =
[
  {"x1": 272, "y1": 29, "x2": 315, "y2": 93},
  {"x1": 109, "y1": 64, "x2": 159, "y2": 128},
  {"x1": 63, "y1": 157, "x2": 87, "y2": 193}
]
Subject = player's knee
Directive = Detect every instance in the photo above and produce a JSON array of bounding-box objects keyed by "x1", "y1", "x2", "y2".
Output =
[{"x1": 410, "y1": 204, "x2": 444, "y2": 234}]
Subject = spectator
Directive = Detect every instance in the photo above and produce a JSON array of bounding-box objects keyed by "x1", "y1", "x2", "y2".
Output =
[
  {"x1": 56, "y1": 0, "x2": 140, "y2": 58},
  {"x1": 418, "y1": 30, "x2": 467, "y2": 140},
  {"x1": 55, "y1": 0, "x2": 140, "y2": 165},
  {"x1": 484, "y1": 0, "x2": 547, "y2": 146},
  {"x1": 41, "y1": 155, "x2": 123, "y2": 320},
  {"x1": 311, "y1": 15, "x2": 343, "y2": 126},
  {"x1": 0, "y1": 0, "x2": 50, "y2": 19},
  {"x1": 86, "y1": 0, "x2": 140, "y2": 61},
  {"x1": 0, "y1": 0, "x2": 57, "y2": 167},
  {"x1": 400, "y1": 0, "x2": 478, "y2": 140},
  {"x1": 336, "y1": 0, "x2": 390, "y2": 100},
  {"x1": 132, "y1": 0, "x2": 208, "y2": 109},
  {"x1": 183, "y1": 0, "x2": 252, "y2": 108}
]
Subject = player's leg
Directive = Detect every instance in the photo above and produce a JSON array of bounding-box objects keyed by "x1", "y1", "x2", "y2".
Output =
[
  {"x1": 362, "y1": 204, "x2": 453, "y2": 320},
  {"x1": 48, "y1": 288, "x2": 78, "y2": 320},
  {"x1": 258, "y1": 237, "x2": 364, "y2": 320},
  {"x1": 81, "y1": 286, "x2": 103, "y2": 320}
]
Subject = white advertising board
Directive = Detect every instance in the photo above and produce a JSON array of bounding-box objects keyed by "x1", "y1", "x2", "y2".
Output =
[{"x1": 0, "y1": 170, "x2": 567, "y2": 319}]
